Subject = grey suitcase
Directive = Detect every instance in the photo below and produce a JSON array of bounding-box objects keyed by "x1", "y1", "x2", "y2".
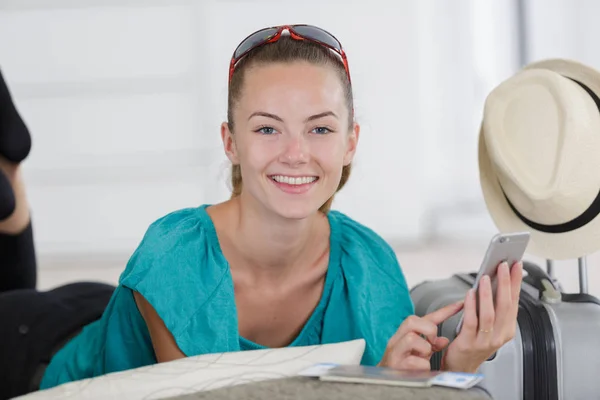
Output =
[{"x1": 410, "y1": 260, "x2": 600, "y2": 400}]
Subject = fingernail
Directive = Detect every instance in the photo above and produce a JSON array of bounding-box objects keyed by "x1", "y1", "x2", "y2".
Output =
[{"x1": 501, "y1": 262, "x2": 509, "y2": 271}]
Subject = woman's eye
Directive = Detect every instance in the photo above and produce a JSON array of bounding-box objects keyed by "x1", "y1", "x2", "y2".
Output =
[
  {"x1": 312, "y1": 127, "x2": 331, "y2": 135},
  {"x1": 257, "y1": 127, "x2": 276, "y2": 135}
]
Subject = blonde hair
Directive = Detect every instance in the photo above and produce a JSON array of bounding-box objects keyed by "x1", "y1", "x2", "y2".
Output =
[{"x1": 227, "y1": 36, "x2": 354, "y2": 213}]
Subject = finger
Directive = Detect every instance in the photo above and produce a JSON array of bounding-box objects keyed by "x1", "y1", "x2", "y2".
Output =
[
  {"x1": 397, "y1": 355, "x2": 432, "y2": 371},
  {"x1": 460, "y1": 288, "x2": 478, "y2": 341},
  {"x1": 397, "y1": 332, "x2": 433, "y2": 358},
  {"x1": 394, "y1": 315, "x2": 440, "y2": 344},
  {"x1": 477, "y1": 275, "x2": 495, "y2": 339},
  {"x1": 384, "y1": 333, "x2": 433, "y2": 370},
  {"x1": 387, "y1": 315, "x2": 420, "y2": 348},
  {"x1": 506, "y1": 261, "x2": 524, "y2": 334},
  {"x1": 432, "y1": 337, "x2": 450, "y2": 352},
  {"x1": 423, "y1": 299, "x2": 465, "y2": 326},
  {"x1": 493, "y1": 262, "x2": 512, "y2": 328},
  {"x1": 510, "y1": 261, "x2": 523, "y2": 304}
]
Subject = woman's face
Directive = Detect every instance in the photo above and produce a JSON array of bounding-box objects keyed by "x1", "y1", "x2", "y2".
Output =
[{"x1": 222, "y1": 61, "x2": 359, "y2": 219}]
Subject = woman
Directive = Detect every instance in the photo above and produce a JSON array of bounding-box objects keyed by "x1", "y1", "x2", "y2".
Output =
[{"x1": 0, "y1": 24, "x2": 523, "y2": 399}]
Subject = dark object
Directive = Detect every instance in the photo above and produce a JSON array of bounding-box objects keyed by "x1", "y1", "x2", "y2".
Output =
[{"x1": 0, "y1": 68, "x2": 31, "y2": 163}]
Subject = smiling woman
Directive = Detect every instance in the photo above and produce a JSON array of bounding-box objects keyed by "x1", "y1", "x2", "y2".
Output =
[
  {"x1": 225, "y1": 63, "x2": 356, "y2": 219},
  {"x1": 1, "y1": 24, "x2": 521, "y2": 399},
  {"x1": 225, "y1": 32, "x2": 356, "y2": 216}
]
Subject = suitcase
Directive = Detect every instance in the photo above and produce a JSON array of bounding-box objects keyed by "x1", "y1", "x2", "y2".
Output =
[{"x1": 410, "y1": 259, "x2": 600, "y2": 400}]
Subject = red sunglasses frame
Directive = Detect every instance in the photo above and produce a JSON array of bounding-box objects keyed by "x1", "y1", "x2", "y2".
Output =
[{"x1": 228, "y1": 24, "x2": 351, "y2": 85}]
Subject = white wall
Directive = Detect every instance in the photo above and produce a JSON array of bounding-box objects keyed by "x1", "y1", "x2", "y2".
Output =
[
  {"x1": 1, "y1": 1, "x2": 216, "y2": 255},
  {"x1": 6, "y1": 0, "x2": 598, "y2": 267},
  {"x1": 524, "y1": 0, "x2": 600, "y2": 72}
]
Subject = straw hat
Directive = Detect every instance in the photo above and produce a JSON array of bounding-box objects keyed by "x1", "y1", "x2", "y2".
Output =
[{"x1": 479, "y1": 59, "x2": 600, "y2": 260}]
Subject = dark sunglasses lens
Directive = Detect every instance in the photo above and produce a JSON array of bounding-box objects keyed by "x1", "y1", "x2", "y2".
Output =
[
  {"x1": 234, "y1": 28, "x2": 279, "y2": 60},
  {"x1": 292, "y1": 25, "x2": 341, "y2": 51}
]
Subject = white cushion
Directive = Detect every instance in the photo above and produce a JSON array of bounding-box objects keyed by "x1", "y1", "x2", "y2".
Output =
[{"x1": 16, "y1": 339, "x2": 366, "y2": 400}]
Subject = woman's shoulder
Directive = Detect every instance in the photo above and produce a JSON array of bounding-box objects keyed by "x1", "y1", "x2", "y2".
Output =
[
  {"x1": 118, "y1": 204, "x2": 226, "y2": 288},
  {"x1": 137, "y1": 205, "x2": 214, "y2": 250},
  {"x1": 116, "y1": 204, "x2": 237, "y2": 356},
  {"x1": 328, "y1": 209, "x2": 398, "y2": 265},
  {"x1": 328, "y1": 209, "x2": 413, "y2": 289}
]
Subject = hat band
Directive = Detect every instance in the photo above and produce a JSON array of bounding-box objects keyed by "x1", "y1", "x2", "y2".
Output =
[{"x1": 501, "y1": 77, "x2": 600, "y2": 234}]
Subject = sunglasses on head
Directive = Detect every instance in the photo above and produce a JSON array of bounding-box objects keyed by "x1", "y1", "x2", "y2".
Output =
[{"x1": 229, "y1": 24, "x2": 351, "y2": 85}]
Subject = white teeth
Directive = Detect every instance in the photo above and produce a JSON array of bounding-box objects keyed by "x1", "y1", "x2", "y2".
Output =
[{"x1": 271, "y1": 175, "x2": 317, "y2": 185}]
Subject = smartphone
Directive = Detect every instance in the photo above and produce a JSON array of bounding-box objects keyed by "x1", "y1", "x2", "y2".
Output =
[{"x1": 455, "y1": 231, "x2": 530, "y2": 335}]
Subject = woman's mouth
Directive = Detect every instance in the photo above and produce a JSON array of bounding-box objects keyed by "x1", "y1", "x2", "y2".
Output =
[
  {"x1": 269, "y1": 175, "x2": 319, "y2": 194},
  {"x1": 270, "y1": 175, "x2": 318, "y2": 185}
]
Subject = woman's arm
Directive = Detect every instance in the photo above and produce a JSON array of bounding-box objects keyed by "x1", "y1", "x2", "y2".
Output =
[{"x1": 133, "y1": 291, "x2": 186, "y2": 363}]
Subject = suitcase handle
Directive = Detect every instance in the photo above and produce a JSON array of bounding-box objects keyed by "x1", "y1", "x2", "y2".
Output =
[
  {"x1": 547, "y1": 257, "x2": 590, "y2": 294},
  {"x1": 456, "y1": 262, "x2": 562, "y2": 303},
  {"x1": 522, "y1": 261, "x2": 562, "y2": 303}
]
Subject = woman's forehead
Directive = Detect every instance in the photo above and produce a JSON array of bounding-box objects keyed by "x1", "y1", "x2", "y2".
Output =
[{"x1": 238, "y1": 62, "x2": 347, "y2": 117}]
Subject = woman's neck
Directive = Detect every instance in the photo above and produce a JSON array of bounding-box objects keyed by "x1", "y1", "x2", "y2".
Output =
[{"x1": 211, "y1": 196, "x2": 330, "y2": 283}]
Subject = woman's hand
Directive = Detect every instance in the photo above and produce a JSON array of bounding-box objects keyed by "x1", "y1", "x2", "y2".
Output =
[
  {"x1": 378, "y1": 300, "x2": 465, "y2": 371},
  {"x1": 442, "y1": 261, "x2": 523, "y2": 373}
]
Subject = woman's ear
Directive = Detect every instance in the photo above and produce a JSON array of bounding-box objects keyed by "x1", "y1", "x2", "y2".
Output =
[
  {"x1": 343, "y1": 122, "x2": 360, "y2": 166},
  {"x1": 221, "y1": 122, "x2": 239, "y2": 164}
]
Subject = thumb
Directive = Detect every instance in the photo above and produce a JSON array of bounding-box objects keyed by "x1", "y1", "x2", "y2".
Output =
[
  {"x1": 423, "y1": 300, "x2": 464, "y2": 325},
  {"x1": 432, "y1": 336, "x2": 450, "y2": 352}
]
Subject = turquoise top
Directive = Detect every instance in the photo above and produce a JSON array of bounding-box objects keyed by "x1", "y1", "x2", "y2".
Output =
[{"x1": 40, "y1": 205, "x2": 415, "y2": 389}]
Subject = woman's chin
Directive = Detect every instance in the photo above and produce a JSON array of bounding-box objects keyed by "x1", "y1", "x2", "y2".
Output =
[{"x1": 270, "y1": 199, "x2": 324, "y2": 221}]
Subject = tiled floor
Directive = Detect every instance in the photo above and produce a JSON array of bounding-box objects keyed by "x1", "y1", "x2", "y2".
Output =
[{"x1": 37, "y1": 240, "x2": 600, "y2": 299}]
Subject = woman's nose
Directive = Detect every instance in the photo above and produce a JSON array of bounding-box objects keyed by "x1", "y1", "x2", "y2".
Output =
[{"x1": 279, "y1": 134, "x2": 309, "y2": 166}]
